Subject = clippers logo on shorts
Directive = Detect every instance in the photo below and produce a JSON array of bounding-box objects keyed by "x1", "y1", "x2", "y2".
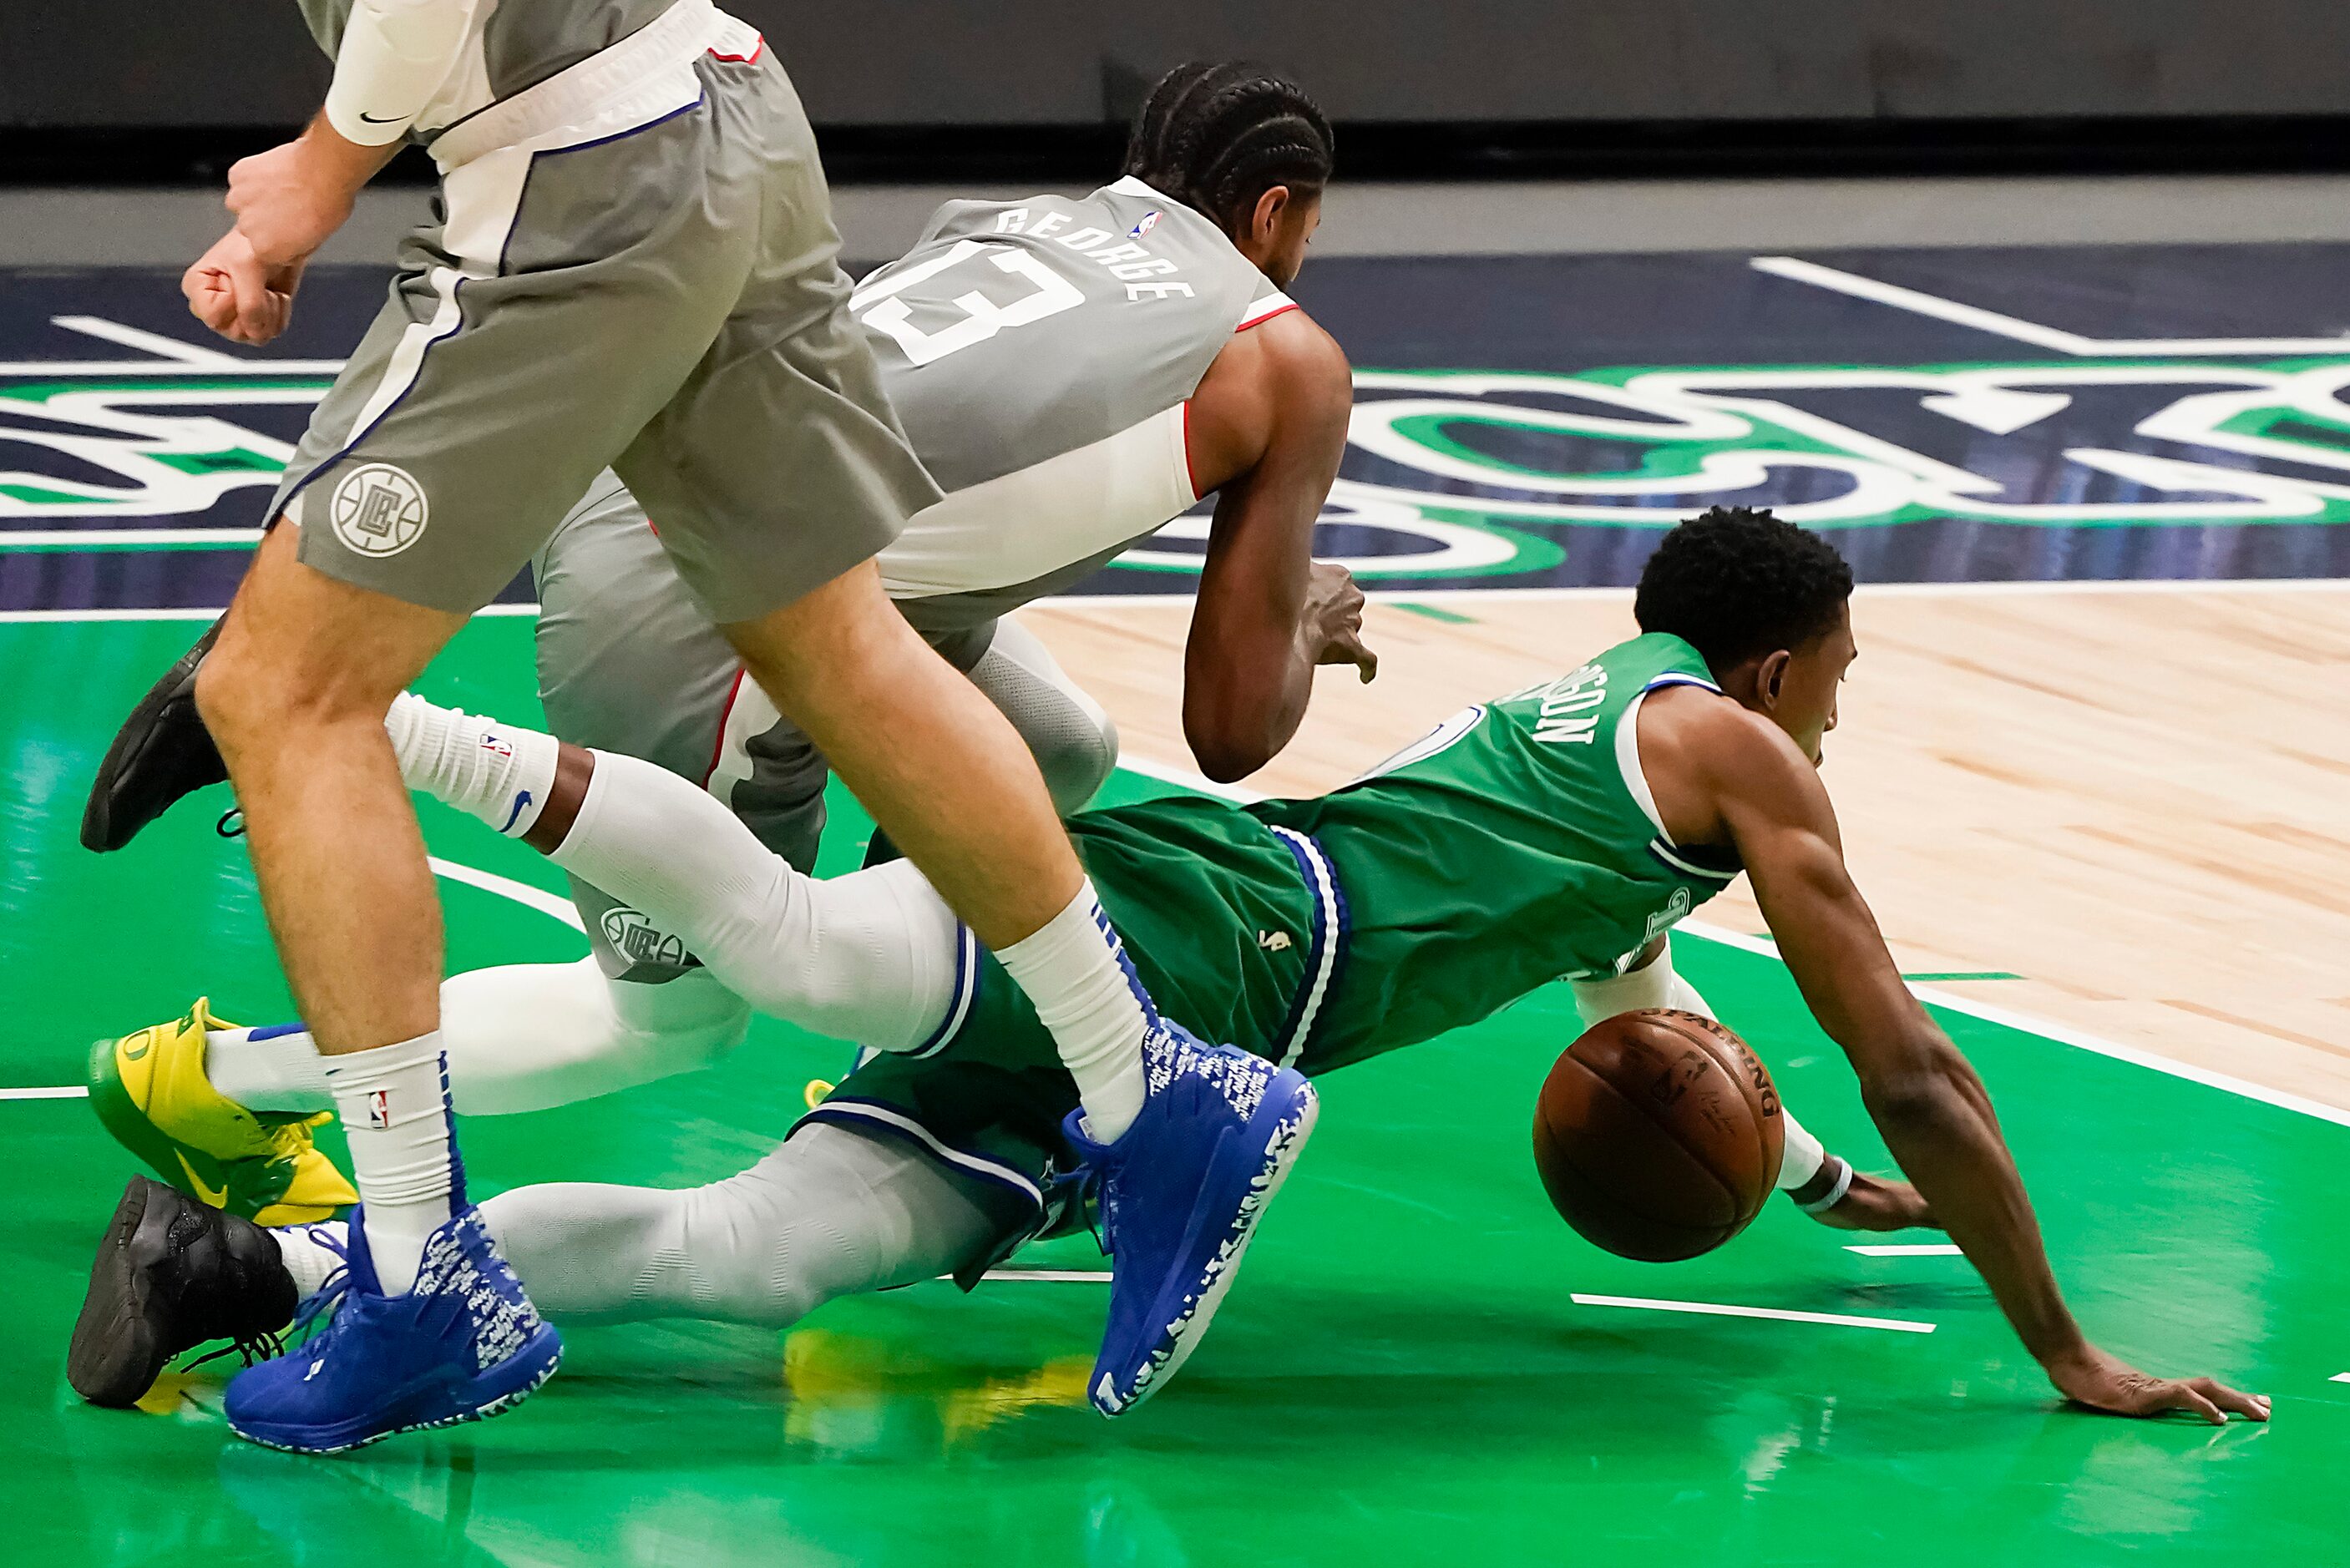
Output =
[
  {"x1": 600, "y1": 907, "x2": 691, "y2": 969},
  {"x1": 327, "y1": 463, "x2": 429, "y2": 557},
  {"x1": 364, "y1": 1089, "x2": 392, "y2": 1130}
]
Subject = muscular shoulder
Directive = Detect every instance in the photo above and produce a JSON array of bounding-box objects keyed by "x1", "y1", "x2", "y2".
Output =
[
  {"x1": 1638, "y1": 684, "x2": 1822, "y2": 846},
  {"x1": 1189, "y1": 309, "x2": 1351, "y2": 490},
  {"x1": 1249, "y1": 309, "x2": 1351, "y2": 416}
]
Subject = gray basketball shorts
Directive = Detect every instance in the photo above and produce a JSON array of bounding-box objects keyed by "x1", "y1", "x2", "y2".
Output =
[
  {"x1": 275, "y1": 51, "x2": 939, "y2": 623},
  {"x1": 532, "y1": 480, "x2": 995, "y2": 983}
]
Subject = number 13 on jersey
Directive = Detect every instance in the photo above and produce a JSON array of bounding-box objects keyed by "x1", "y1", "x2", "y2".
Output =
[{"x1": 849, "y1": 239, "x2": 1086, "y2": 366}]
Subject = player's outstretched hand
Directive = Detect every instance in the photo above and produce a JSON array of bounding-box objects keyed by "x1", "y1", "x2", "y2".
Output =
[
  {"x1": 183, "y1": 230, "x2": 302, "y2": 346},
  {"x1": 2044, "y1": 1343, "x2": 2271, "y2": 1424},
  {"x1": 1304, "y1": 559, "x2": 1378, "y2": 683},
  {"x1": 1806, "y1": 1169, "x2": 1937, "y2": 1232}
]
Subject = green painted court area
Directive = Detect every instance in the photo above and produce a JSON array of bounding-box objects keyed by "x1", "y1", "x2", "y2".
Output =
[{"x1": 4, "y1": 617, "x2": 2344, "y2": 1566}]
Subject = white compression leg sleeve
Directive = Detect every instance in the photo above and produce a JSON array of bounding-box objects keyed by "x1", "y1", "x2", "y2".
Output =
[
  {"x1": 207, "y1": 960, "x2": 751, "y2": 1116},
  {"x1": 547, "y1": 750, "x2": 962, "y2": 1053},
  {"x1": 965, "y1": 619, "x2": 1119, "y2": 815},
  {"x1": 1569, "y1": 938, "x2": 1827, "y2": 1191},
  {"x1": 474, "y1": 1122, "x2": 1028, "y2": 1328}
]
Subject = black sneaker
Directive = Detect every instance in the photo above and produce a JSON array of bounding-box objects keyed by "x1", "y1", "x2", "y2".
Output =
[
  {"x1": 79, "y1": 616, "x2": 228, "y2": 853},
  {"x1": 68, "y1": 1174, "x2": 298, "y2": 1408}
]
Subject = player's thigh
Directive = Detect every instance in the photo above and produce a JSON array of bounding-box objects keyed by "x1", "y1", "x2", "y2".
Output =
[
  {"x1": 535, "y1": 477, "x2": 739, "y2": 777},
  {"x1": 280, "y1": 108, "x2": 762, "y2": 615},
  {"x1": 617, "y1": 67, "x2": 940, "y2": 625}
]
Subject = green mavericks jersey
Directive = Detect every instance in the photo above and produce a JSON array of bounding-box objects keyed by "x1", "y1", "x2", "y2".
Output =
[
  {"x1": 804, "y1": 631, "x2": 1747, "y2": 1218},
  {"x1": 1256, "y1": 630, "x2": 1743, "y2": 1072}
]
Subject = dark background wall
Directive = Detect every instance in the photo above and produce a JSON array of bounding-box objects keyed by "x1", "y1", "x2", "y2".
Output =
[{"x1": 5, "y1": 1, "x2": 2348, "y2": 130}]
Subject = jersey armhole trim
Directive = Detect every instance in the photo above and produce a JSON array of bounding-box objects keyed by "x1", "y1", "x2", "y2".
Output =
[
  {"x1": 702, "y1": 666, "x2": 747, "y2": 789},
  {"x1": 1237, "y1": 295, "x2": 1299, "y2": 331},
  {"x1": 1181, "y1": 398, "x2": 1200, "y2": 500},
  {"x1": 1615, "y1": 672, "x2": 1725, "y2": 845}
]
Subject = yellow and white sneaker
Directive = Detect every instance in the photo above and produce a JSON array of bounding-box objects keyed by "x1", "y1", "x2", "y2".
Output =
[{"x1": 88, "y1": 999, "x2": 357, "y2": 1226}]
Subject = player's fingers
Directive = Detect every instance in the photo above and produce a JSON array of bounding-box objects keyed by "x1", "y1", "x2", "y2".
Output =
[
  {"x1": 1328, "y1": 630, "x2": 1378, "y2": 680},
  {"x1": 2196, "y1": 1378, "x2": 2271, "y2": 1422},
  {"x1": 184, "y1": 269, "x2": 240, "y2": 335},
  {"x1": 2165, "y1": 1383, "x2": 2226, "y2": 1425}
]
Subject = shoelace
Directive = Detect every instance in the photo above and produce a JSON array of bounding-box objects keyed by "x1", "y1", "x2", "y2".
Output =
[{"x1": 179, "y1": 1231, "x2": 352, "y2": 1375}]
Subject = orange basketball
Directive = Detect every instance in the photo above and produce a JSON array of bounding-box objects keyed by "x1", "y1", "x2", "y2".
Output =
[{"x1": 1532, "y1": 1009, "x2": 1785, "y2": 1262}]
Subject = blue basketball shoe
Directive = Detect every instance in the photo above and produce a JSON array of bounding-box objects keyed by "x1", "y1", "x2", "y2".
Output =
[
  {"x1": 223, "y1": 1204, "x2": 561, "y2": 1454},
  {"x1": 1065, "y1": 1020, "x2": 1319, "y2": 1416}
]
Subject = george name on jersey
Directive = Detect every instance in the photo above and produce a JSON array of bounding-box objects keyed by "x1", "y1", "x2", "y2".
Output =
[{"x1": 991, "y1": 208, "x2": 1197, "y2": 302}]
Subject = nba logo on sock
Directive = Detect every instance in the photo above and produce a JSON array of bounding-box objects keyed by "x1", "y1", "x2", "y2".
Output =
[{"x1": 365, "y1": 1089, "x2": 391, "y2": 1129}]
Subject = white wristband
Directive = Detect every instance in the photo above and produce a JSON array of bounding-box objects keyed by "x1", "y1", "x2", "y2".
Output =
[{"x1": 1795, "y1": 1155, "x2": 1856, "y2": 1214}]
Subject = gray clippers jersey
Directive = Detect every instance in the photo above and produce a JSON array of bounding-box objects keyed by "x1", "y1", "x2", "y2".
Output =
[
  {"x1": 855, "y1": 177, "x2": 1297, "y2": 628},
  {"x1": 292, "y1": 0, "x2": 675, "y2": 126}
]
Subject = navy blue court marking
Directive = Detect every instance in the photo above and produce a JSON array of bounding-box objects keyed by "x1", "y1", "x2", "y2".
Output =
[{"x1": 7, "y1": 244, "x2": 2350, "y2": 613}]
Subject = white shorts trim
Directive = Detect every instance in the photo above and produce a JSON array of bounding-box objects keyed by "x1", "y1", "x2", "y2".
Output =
[
  {"x1": 428, "y1": 0, "x2": 759, "y2": 169},
  {"x1": 800, "y1": 1099, "x2": 1044, "y2": 1207}
]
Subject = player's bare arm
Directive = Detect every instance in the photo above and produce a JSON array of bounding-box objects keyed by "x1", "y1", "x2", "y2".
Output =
[
  {"x1": 1180, "y1": 309, "x2": 1368, "y2": 780},
  {"x1": 1643, "y1": 678, "x2": 2268, "y2": 1424}
]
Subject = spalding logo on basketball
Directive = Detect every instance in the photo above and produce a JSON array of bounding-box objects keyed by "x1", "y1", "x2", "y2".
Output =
[{"x1": 327, "y1": 463, "x2": 429, "y2": 557}]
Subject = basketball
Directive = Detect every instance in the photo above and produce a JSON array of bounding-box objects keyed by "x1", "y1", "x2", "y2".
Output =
[{"x1": 1532, "y1": 1009, "x2": 1785, "y2": 1262}]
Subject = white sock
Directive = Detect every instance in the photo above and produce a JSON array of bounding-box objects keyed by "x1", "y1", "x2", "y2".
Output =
[
  {"x1": 385, "y1": 691, "x2": 558, "y2": 838},
  {"x1": 274, "y1": 1221, "x2": 350, "y2": 1301},
  {"x1": 326, "y1": 1032, "x2": 459, "y2": 1295},
  {"x1": 995, "y1": 883, "x2": 1149, "y2": 1142},
  {"x1": 206, "y1": 1024, "x2": 330, "y2": 1113}
]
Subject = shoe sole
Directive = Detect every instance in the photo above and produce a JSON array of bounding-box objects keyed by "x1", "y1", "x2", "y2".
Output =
[
  {"x1": 227, "y1": 1323, "x2": 564, "y2": 1456},
  {"x1": 1096, "y1": 1078, "x2": 1320, "y2": 1416},
  {"x1": 66, "y1": 1178, "x2": 172, "y2": 1408},
  {"x1": 80, "y1": 618, "x2": 222, "y2": 852}
]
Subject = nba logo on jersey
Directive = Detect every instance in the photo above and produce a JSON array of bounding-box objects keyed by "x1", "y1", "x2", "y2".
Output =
[
  {"x1": 365, "y1": 1089, "x2": 391, "y2": 1130},
  {"x1": 1130, "y1": 210, "x2": 1162, "y2": 239}
]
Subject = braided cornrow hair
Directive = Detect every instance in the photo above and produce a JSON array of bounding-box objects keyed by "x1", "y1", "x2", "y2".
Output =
[{"x1": 1121, "y1": 62, "x2": 1334, "y2": 236}]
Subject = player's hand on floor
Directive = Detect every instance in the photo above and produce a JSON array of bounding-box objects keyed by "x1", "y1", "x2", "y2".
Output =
[
  {"x1": 1804, "y1": 1169, "x2": 1937, "y2": 1232},
  {"x1": 1304, "y1": 559, "x2": 1379, "y2": 682},
  {"x1": 183, "y1": 230, "x2": 303, "y2": 346},
  {"x1": 2044, "y1": 1343, "x2": 2271, "y2": 1424}
]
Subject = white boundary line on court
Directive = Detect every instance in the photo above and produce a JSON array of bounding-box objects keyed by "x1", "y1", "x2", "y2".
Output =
[
  {"x1": 1680, "y1": 921, "x2": 2350, "y2": 1130},
  {"x1": 1114, "y1": 752, "x2": 2350, "y2": 1133},
  {"x1": 0, "y1": 1085, "x2": 88, "y2": 1100},
  {"x1": 427, "y1": 857, "x2": 585, "y2": 932},
  {"x1": 1571, "y1": 1293, "x2": 1936, "y2": 1333},
  {"x1": 1846, "y1": 1243, "x2": 1964, "y2": 1257}
]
